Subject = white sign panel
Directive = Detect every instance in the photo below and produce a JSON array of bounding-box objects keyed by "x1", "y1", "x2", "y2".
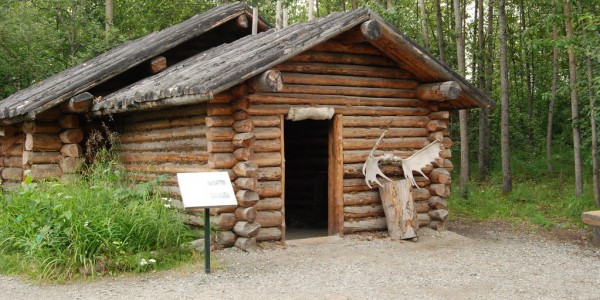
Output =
[{"x1": 177, "y1": 172, "x2": 238, "y2": 208}]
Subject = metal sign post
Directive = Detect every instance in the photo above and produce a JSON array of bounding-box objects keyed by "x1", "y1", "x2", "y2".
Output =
[{"x1": 177, "y1": 172, "x2": 237, "y2": 274}]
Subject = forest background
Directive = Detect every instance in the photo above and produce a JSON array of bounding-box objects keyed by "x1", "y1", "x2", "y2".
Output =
[{"x1": 0, "y1": 0, "x2": 598, "y2": 228}]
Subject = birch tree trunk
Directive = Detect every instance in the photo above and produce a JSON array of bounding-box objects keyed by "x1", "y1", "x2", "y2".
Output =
[
  {"x1": 499, "y1": 0, "x2": 512, "y2": 193},
  {"x1": 477, "y1": 0, "x2": 490, "y2": 181},
  {"x1": 435, "y1": 0, "x2": 446, "y2": 62},
  {"x1": 563, "y1": 0, "x2": 583, "y2": 197},
  {"x1": 587, "y1": 57, "x2": 599, "y2": 206},
  {"x1": 547, "y1": 17, "x2": 559, "y2": 176},
  {"x1": 419, "y1": 0, "x2": 430, "y2": 50},
  {"x1": 454, "y1": 0, "x2": 469, "y2": 198}
]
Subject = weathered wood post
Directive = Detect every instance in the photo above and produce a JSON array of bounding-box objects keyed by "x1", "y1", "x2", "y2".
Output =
[{"x1": 378, "y1": 179, "x2": 417, "y2": 240}]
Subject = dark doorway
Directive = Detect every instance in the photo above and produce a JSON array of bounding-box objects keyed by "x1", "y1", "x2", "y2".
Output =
[{"x1": 284, "y1": 120, "x2": 329, "y2": 238}]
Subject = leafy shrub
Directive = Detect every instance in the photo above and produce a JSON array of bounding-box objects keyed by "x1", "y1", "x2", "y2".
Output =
[{"x1": 0, "y1": 148, "x2": 198, "y2": 281}]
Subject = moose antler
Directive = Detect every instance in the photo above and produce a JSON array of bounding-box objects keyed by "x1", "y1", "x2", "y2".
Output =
[{"x1": 362, "y1": 131, "x2": 443, "y2": 189}]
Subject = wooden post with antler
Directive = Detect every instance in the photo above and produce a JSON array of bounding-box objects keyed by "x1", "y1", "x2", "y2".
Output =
[{"x1": 362, "y1": 130, "x2": 443, "y2": 240}]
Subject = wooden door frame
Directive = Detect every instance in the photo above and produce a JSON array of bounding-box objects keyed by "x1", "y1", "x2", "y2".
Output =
[{"x1": 328, "y1": 114, "x2": 344, "y2": 235}]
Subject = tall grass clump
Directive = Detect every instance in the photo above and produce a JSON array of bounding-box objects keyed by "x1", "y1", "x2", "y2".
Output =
[{"x1": 0, "y1": 146, "x2": 198, "y2": 281}]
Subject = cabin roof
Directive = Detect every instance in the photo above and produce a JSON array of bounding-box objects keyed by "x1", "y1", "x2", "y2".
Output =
[
  {"x1": 0, "y1": 2, "x2": 268, "y2": 124},
  {"x1": 92, "y1": 9, "x2": 494, "y2": 114}
]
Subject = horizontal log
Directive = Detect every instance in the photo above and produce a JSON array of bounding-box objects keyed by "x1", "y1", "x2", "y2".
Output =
[
  {"x1": 3, "y1": 157, "x2": 23, "y2": 168},
  {"x1": 255, "y1": 211, "x2": 283, "y2": 228},
  {"x1": 254, "y1": 152, "x2": 282, "y2": 167},
  {"x1": 426, "y1": 120, "x2": 448, "y2": 132},
  {"x1": 252, "y1": 116, "x2": 281, "y2": 127},
  {"x1": 249, "y1": 104, "x2": 429, "y2": 117},
  {"x1": 184, "y1": 214, "x2": 204, "y2": 227},
  {"x1": 58, "y1": 114, "x2": 79, "y2": 129},
  {"x1": 207, "y1": 104, "x2": 234, "y2": 116},
  {"x1": 343, "y1": 149, "x2": 412, "y2": 164},
  {"x1": 342, "y1": 127, "x2": 428, "y2": 139},
  {"x1": 254, "y1": 197, "x2": 283, "y2": 211},
  {"x1": 213, "y1": 213, "x2": 236, "y2": 231},
  {"x1": 344, "y1": 205, "x2": 384, "y2": 219},
  {"x1": 344, "y1": 191, "x2": 379, "y2": 206},
  {"x1": 23, "y1": 151, "x2": 61, "y2": 165},
  {"x1": 25, "y1": 134, "x2": 62, "y2": 151},
  {"x1": 233, "y1": 221, "x2": 261, "y2": 238},
  {"x1": 428, "y1": 220, "x2": 445, "y2": 230},
  {"x1": 21, "y1": 121, "x2": 62, "y2": 134},
  {"x1": 216, "y1": 230, "x2": 236, "y2": 246},
  {"x1": 249, "y1": 69, "x2": 284, "y2": 93},
  {"x1": 343, "y1": 137, "x2": 430, "y2": 151},
  {"x1": 274, "y1": 62, "x2": 413, "y2": 79},
  {"x1": 121, "y1": 138, "x2": 207, "y2": 152},
  {"x1": 429, "y1": 209, "x2": 449, "y2": 221},
  {"x1": 344, "y1": 163, "x2": 404, "y2": 178},
  {"x1": 61, "y1": 144, "x2": 82, "y2": 157},
  {"x1": 236, "y1": 189, "x2": 260, "y2": 207},
  {"x1": 34, "y1": 107, "x2": 61, "y2": 121},
  {"x1": 235, "y1": 177, "x2": 258, "y2": 191},
  {"x1": 120, "y1": 125, "x2": 206, "y2": 143},
  {"x1": 342, "y1": 116, "x2": 429, "y2": 128},
  {"x1": 233, "y1": 119, "x2": 254, "y2": 133},
  {"x1": 1, "y1": 167, "x2": 22, "y2": 181},
  {"x1": 232, "y1": 133, "x2": 255, "y2": 148},
  {"x1": 235, "y1": 237, "x2": 257, "y2": 251},
  {"x1": 343, "y1": 178, "x2": 375, "y2": 193},
  {"x1": 149, "y1": 56, "x2": 167, "y2": 74},
  {"x1": 413, "y1": 188, "x2": 431, "y2": 201},
  {"x1": 207, "y1": 141, "x2": 234, "y2": 153},
  {"x1": 281, "y1": 73, "x2": 418, "y2": 89},
  {"x1": 60, "y1": 92, "x2": 93, "y2": 113},
  {"x1": 235, "y1": 207, "x2": 257, "y2": 222},
  {"x1": 59, "y1": 129, "x2": 83, "y2": 144},
  {"x1": 415, "y1": 201, "x2": 431, "y2": 213},
  {"x1": 254, "y1": 139, "x2": 281, "y2": 152},
  {"x1": 289, "y1": 51, "x2": 393, "y2": 67},
  {"x1": 416, "y1": 81, "x2": 461, "y2": 101},
  {"x1": 428, "y1": 196, "x2": 448, "y2": 210},
  {"x1": 429, "y1": 168, "x2": 451, "y2": 184},
  {"x1": 5, "y1": 143, "x2": 24, "y2": 157},
  {"x1": 122, "y1": 115, "x2": 206, "y2": 132},
  {"x1": 234, "y1": 147, "x2": 254, "y2": 161},
  {"x1": 232, "y1": 98, "x2": 250, "y2": 111},
  {"x1": 249, "y1": 93, "x2": 425, "y2": 108},
  {"x1": 417, "y1": 213, "x2": 432, "y2": 226},
  {"x1": 123, "y1": 105, "x2": 207, "y2": 123},
  {"x1": 309, "y1": 40, "x2": 383, "y2": 56},
  {"x1": 233, "y1": 161, "x2": 259, "y2": 177},
  {"x1": 61, "y1": 156, "x2": 82, "y2": 173},
  {"x1": 123, "y1": 163, "x2": 211, "y2": 174},
  {"x1": 210, "y1": 92, "x2": 236, "y2": 104},
  {"x1": 205, "y1": 116, "x2": 234, "y2": 128},
  {"x1": 429, "y1": 183, "x2": 450, "y2": 197},
  {"x1": 429, "y1": 111, "x2": 450, "y2": 120},
  {"x1": 206, "y1": 127, "x2": 235, "y2": 142},
  {"x1": 121, "y1": 151, "x2": 209, "y2": 164},
  {"x1": 343, "y1": 217, "x2": 387, "y2": 234},
  {"x1": 256, "y1": 167, "x2": 281, "y2": 181},
  {"x1": 257, "y1": 181, "x2": 282, "y2": 197},
  {"x1": 256, "y1": 227, "x2": 282, "y2": 241},
  {"x1": 208, "y1": 153, "x2": 237, "y2": 169},
  {"x1": 29, "y1": 164, "x2": 62, "y2": 181},
  {"x1": 233, "y1": 110, "x2": 249, "y2": 121},
  {"x1": 254, "y1": 127, "x2": 281, "y2": 140}
]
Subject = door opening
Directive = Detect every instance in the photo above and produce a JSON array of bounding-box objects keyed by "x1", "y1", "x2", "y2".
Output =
[{"x1": 284, "y1": 119, "x2": 329, "y2": 239}]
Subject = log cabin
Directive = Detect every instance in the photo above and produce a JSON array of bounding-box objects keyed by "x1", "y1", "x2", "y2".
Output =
[{"x1": 0, "y1": 3, "x2": 495, "y2": 249}]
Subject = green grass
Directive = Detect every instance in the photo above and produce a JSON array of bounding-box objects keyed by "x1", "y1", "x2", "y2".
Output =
[
  {"x1": 450, "y1": 147, "x2": 598, "y2": 228},
  {"x1": 0, "y1": 149, "x2": 200, "y2": 282}
]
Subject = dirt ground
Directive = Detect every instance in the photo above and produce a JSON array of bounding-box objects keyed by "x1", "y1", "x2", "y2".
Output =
[{"x1": 1, "y1": 220, "x2": 599, "y2": 300}]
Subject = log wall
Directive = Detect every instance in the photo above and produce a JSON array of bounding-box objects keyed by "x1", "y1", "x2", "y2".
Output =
[{"x1": 248, "y1": 40, "x2": 451, "y2": 235}]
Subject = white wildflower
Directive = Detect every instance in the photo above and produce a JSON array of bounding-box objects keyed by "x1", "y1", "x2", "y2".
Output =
[
  {"x1": 164, "y1": 204, "x2": 171, "y2": 209},
  {"x1": 149, "y1": 259, "x2": 156, "y2": 264},
  {"x1": 84, "y1": 221, "x2": 89, "y2": 227},
  {"x1": 140, "y1": 258, "x2": 148, "y2": 266}
]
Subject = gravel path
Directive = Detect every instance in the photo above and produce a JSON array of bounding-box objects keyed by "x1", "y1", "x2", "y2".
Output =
[{"x1": 2, "y1": 226, "x2": 599, "y2": 300}]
